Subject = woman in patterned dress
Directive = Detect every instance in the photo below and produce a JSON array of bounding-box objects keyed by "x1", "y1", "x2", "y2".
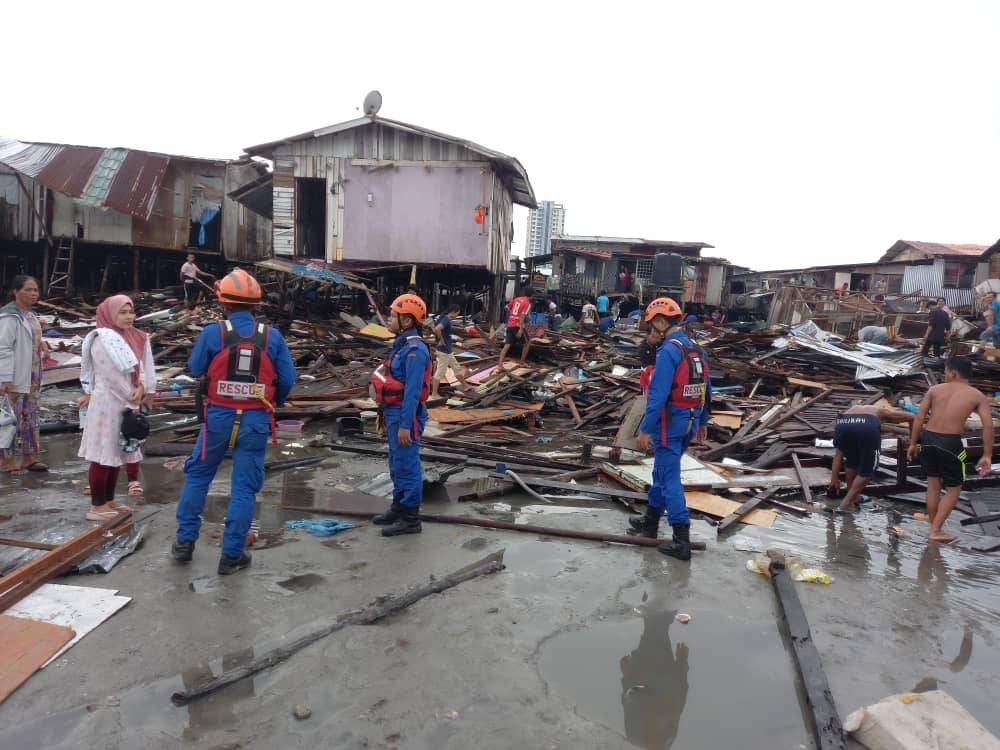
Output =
[
  {"x1": 0, "y1": 275, "x2": 48, "y2": 474},
  {"x1": 77, "y1": 295, "x2": 155, "y2": 521}
]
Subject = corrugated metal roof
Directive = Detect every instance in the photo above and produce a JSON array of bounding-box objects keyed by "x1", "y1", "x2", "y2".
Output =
[
  {"x1": 0, "y1": 137, "x2": 171, "y2": 220},
  {"x1": 554, "y1": 235, "x2": 714, "y2": 249},
  {"x1": 881, "y1": 239, "x2": 990, "y2": 262},
  {"x1": 903, "y1": 241, "x2": 988, "y2": 257},
  {"x1": 244, "y1": 114, "x2": 537, "y2": 209},
  {"x1": 106, "y1": 150, "x2": 170, "y2": 219}
]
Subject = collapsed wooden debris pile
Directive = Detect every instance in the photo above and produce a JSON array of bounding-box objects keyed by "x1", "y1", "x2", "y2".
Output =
[{"x1": 31, "y1": 289, "x2": 1000, "y2": 549}]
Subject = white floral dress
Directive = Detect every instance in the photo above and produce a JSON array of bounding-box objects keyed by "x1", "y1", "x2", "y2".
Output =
[{"x1": 77, "y1": 336, "x2": 155, "y2": 467}]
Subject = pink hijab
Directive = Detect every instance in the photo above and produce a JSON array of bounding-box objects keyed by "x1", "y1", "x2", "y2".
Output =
[{"x1": 95, "y1": 294, "x2": 148, "y2": 369}]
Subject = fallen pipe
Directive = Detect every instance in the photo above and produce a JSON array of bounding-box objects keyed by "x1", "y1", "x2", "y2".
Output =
[
  {"x1": 504, "y1": 468, "x2": 552, "y2": 503},
  {"x1": 281, "y1": 505, "x2": 708, "y2": 551},
  {"x1": 171, "y1": 550, "x2": 505, "y2": 705}
]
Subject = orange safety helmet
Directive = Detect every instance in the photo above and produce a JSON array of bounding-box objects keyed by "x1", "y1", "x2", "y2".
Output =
[
  {"x1": 216, "y1": 268, "x2": 262, "y2": 305},
  {"x1": 644, "y1": 296, "x2": 682, "y2": 322},
  {"x1": 389, "y1": 293, "x2": 427, "y2": 324}
]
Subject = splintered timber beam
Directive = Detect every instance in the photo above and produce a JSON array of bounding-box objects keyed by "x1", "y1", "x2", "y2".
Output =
[
  {"x1": 171, "y1": 550, "x2": 506, "y2": 705},
  {"x1": 717, "y1": 489, "x2": 780, "y2": 533},
  {"x1": 766, "y1": 550, "x2": 847, "y2": 750},
  {"x1": 280, "y1": 505, "x2": 708, "y2": 551},
  {"x1": 0, "y1": 514, "x2": 133, "y2": 612}
]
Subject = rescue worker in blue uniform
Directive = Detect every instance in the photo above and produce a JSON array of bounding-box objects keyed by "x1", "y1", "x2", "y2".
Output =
[
  {"x1": 171, "y1": 269, "x2": 296, "y2": 574},
  {"x1": 370, "y1": 293, "x2": 432, "y2": 537},
  {"x1": 627, "y1": 297, "x2": 712, "y2": 560}
]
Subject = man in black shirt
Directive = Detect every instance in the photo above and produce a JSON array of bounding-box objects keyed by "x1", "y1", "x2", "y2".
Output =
[{"x1": 922, "y1": 300, "x2": 951, "y2": 357}]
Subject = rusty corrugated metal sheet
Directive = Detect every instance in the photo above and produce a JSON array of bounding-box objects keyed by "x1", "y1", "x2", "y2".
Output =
[
  {"x1": 106, "y1": 150, "x2": 170, "y2": 220},
  {"x1": 0, "y1": 136, "x2": 170, "y2": 221},
  {"x1": 36, "y1": 146, "x2": 103, "y2": 195}
]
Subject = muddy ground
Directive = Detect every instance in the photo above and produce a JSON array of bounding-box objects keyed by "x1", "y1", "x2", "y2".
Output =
[{"x1": 1, "y1": 425, "x2": 999, "y2": 750}]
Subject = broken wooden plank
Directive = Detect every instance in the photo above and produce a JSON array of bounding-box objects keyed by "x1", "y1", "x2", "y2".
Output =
[
  {"x1": 171, "y1": 550, "x2": 507, "y2": 705},
  {"x1": 791, "y1": 453, "x2": 814, "y2": 502},
  {"x1": 564, "y1": 395, "x2": 583, "y2": 426},
  {"x1": 0, "y1": 515, "x2": 133, "y2": 612},
  {"x1": 0, "y1": 615, "x2": 75, "y2": 704},
  {"x1": 717, "y1": 489, "x2": 781, "y2": 533},
  {"x1": 766, "y1": 550, "x2": 847, "y2": 750},
  {"x1": 0, "y1": 537, "x2": 59, "y2": 552},
  {"x1": 685, "y1": 491, "x2": 776, "y2": 528}
]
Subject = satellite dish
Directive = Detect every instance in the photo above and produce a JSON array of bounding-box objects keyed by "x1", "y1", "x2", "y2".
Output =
[{"x1": 363, "y1": 90, "x2": 382, "y2": 117}]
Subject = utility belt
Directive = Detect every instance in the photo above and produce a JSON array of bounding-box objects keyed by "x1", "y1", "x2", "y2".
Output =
[
  {"x1": 196, "y1": 377, "x2": 278, "y2": 460},
  {"x1": 659, "y1": 404, "x2": 699, "y2": 448}
]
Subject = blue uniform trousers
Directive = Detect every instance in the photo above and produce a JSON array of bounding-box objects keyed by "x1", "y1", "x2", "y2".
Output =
[
  {"x1": 646, "y1": 431, "x2": 694, "y2": 525},
  {"x1": 175, "y1": 415, "x2": 269, "y2": 558},
  {"x1": 385, "y1": 407, "x2": 427, "y2": 509}
]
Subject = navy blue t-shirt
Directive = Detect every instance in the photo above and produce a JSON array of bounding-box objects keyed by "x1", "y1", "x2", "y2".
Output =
[{"x1": 435, "y1": 313, "x2": 453, "y2": 353}]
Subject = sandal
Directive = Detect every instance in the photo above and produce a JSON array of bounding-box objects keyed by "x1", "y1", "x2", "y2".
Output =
[
  {"x1": 24, "y1": 462, "x2": 48, "y2": 472},
  {"x1": 127, "y1": 481, "x2": 144, "y2": 497},
  {"x1": 86, "y1": 509, "x2": 121, "y2": 521},
  {"x1": 107, "y1": 501, "x2": 133, "y2": 513}
]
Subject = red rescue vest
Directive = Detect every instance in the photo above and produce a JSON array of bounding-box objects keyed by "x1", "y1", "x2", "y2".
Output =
[
  {"x1": 205, "y1": 320, "x2": 278, "y2": 411},
  {"x1": 369, "y1": 336, "x2": 432, "y2": 406},
  {"x1": 658, "y1": 338, "x2": 708, "y2": 445}
]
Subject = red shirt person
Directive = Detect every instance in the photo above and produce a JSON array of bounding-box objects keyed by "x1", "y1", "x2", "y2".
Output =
[{"x1": 498, "y1": 288, "x2": 533, "y2": 370}]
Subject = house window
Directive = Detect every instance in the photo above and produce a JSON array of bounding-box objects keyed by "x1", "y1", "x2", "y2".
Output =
[
  {"x1": 635, "y1": 258, "x2": 654, "y2": 280},
  {"x1": 943, "y1": 261, "x2": 974, "y2": 290}
]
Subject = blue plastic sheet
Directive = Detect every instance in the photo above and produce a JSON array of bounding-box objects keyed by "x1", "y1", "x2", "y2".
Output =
[{"x1": 283, "y1": 518, "x2": 355, "y2": 537}]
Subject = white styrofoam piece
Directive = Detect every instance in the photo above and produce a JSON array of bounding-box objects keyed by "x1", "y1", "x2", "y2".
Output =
[{"x1": 7, "y1": 584, "x2": 131, "y2": 667}]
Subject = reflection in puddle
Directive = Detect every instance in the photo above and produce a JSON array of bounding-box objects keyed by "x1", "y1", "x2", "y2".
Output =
[
  {"x1": 538, "y1": 605, "x2": 808, "y2": 749},
  {"x1": 0, "y1": 646, "x2": 259, "y2": 748}
]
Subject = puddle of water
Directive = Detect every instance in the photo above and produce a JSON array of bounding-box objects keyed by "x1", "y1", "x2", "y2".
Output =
[
  {"x1": 276, "y1": 572, "x2": 326, "y2": 591},
  {"x1": 538, "y1": 603, "x2": 809, "y2": 749},
  {"x1": 0, "y1": 646, "x2": 260, "y2": 748}
]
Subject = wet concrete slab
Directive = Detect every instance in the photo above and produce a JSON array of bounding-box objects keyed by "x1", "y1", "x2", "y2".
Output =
[{"x1": 1, "y1": 430, "x2": 999, "y2": 748}]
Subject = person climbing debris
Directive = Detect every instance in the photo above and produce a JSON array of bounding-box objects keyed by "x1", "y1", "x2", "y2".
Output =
[
  {"x1": 828, "y1": 403, "x2": 914, "y2": 512},
  {"x1": 907, "y1": 356, "x2": 994, "y2": 543}
]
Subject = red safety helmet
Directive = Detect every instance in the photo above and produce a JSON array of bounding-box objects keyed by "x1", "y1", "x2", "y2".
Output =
[
  {"x1": 389, "y1": 293, "x2": 427, "y2": 324},
  {"x1": 644, "y1": 297, "x2": 682, "y2": 322},
  {"x1": 216, "y1": 268, "x2": 262, "y2": 305}
]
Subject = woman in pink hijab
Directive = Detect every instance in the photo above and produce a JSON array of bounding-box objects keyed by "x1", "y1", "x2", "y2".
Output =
[{"x1": 77, "y1": 295, "x2": 155, "y2": 520}]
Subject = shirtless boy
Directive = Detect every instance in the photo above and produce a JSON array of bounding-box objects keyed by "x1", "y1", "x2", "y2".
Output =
[
  {"x1": 907, "y1": 356, "x2": 994, "y2": 542},
  {"x1": 828, "y1": 403, "x2": 914, "y2": 511}
]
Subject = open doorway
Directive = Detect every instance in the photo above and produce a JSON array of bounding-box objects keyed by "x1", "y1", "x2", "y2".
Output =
[{"x1": 295, "y1": 178, "x2": 326, "y2": 259}]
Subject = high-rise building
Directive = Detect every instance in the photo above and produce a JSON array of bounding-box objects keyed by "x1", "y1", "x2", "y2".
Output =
[{"x1": 525, "y1": 201, "x2": 565, "y2": 258}]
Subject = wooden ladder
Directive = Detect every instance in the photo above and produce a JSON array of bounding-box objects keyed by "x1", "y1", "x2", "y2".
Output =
[{"x1": 47, "y1": 236, "x2": 75, "y2": 296}]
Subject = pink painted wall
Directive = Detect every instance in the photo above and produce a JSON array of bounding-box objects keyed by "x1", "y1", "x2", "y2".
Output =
[{"x1": 341, "y1": 163, "x2": 489, "y2": 266}]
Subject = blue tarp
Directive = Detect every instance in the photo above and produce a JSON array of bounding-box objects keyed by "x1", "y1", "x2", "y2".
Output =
[
  {"x1": 289, "y1": 263, "x2": 345, "y2": 285},
  {"x1": 283, "y1": 518, "x2": 355, "y2": 537}
]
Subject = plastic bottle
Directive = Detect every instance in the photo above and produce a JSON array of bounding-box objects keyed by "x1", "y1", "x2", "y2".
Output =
[{"x1": 78, "y1": 407, "x2": 88, "y2": 429}]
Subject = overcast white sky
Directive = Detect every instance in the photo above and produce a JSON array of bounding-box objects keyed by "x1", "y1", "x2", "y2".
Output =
[{"x1": 5, "y1": 1, "x2": 999, "y2": 270}]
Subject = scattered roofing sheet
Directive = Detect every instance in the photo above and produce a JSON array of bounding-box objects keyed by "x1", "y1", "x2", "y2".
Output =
[{"x1": 0, "y1": 137, "x2": 170, "y2": 220}]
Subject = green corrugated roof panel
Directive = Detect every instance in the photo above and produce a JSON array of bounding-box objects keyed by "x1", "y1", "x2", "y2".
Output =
[{"x1": 79, "y1": 148, "x2": 127, "y2": 208}]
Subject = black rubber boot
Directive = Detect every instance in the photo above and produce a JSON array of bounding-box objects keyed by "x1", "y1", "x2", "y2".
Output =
[
  {"x1": 218, "y1": 551, "x2": 252, "y2": 575},
  {"x1": 657, "y1": 524, "x2": 692, "y2": 561},
  {"x1": 627, "y1": 508, "x2": 660, "y2": 538},
  {"x1": 372, "y1": 501, "x2": 402, "y2": 526},
  {"x1": 171, "y1": 540, "x2": 195, "y2": 563},
  {"x1": 381, "y1": 507, "x2": 422, "y2": 537}
]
